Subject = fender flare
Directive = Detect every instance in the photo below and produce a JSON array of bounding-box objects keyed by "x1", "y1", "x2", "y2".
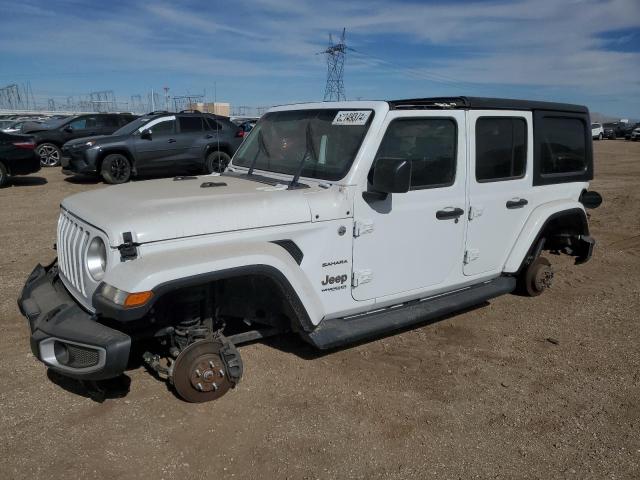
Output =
[
  {"x1": 503, "y1": 201, "x2": 589, "y2": 273},
  {"x1": 93, "y1": 242, "x2": 322, "y2": 332}
]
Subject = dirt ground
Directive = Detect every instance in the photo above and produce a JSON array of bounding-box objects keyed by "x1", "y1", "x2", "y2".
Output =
[{"x1": 1, "y1": 140, "x2": 639, "y2": 480}]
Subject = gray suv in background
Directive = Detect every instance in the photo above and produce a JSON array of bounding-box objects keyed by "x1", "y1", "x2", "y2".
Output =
[{"x1": 62, "y1": 111, "x2": 244, "y2": 183}]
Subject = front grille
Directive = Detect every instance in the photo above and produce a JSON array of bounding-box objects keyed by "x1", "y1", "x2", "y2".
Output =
[{"x1": 57, "y1": 210, "x2": 90, "y2": 296}]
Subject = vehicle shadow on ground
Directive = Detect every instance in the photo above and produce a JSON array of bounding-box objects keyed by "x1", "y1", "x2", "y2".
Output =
[
  {"x1": 5, "y1": 176, "x2": 47, "y2": 187},
  {"x1": 63, "y1": 174, "x2": 102, "y2": 185},
  {"x1": 46, "y1": 369, "x2": 131, "y2": 403},
  {"x1": 262, "y1": 302, "x2": 491, "y2": 360}
]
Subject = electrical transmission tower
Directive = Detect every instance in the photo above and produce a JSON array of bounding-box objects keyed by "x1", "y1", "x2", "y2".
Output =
[
  {"x1": 320, "y1": 28, "x2": 347, "y2": 102},
  {"x1": 89, "y1": 90, "x2": 117, "y2": 112}
]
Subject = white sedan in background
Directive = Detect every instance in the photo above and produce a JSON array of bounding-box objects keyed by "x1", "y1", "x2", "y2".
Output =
[{"x1": 591, "y1": 123, "x2": 604, "y2": 140}]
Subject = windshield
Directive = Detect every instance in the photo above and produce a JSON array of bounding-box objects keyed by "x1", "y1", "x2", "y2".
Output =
[
  {"x1": 113, "y1": 116, "x2": 152, "y2": 136},
  {"x1": 233, "y1": 109, "x2": 374, "y2": 181}
]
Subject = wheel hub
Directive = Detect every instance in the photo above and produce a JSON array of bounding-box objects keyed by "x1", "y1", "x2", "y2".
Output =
[
  {"x1": 189, "y1": 356, "x2": 226, "y2": 392},
  {"x1": 170, "y1": 338, "x2": 243, "y2": 403}
]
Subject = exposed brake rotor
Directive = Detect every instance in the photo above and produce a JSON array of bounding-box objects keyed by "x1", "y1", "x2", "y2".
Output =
[{"x1": 171, "y1": 336, "x2": 243, "y2": 403}]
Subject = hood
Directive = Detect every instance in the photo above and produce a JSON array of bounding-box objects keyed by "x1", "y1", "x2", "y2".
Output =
[{"x1": 62, "y1": 175, "x2": 318, "y2": 246}]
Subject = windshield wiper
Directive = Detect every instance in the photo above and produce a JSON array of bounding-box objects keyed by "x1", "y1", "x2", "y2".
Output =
[
  {"x1": 247, "y1": 130, "x2": 270, "y2": 176},
  {"x1": 288, "y1": 122, "x2": 317, "y2": 189}
]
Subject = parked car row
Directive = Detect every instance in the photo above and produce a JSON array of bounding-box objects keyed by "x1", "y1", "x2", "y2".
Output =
[
  {"x1": 593, "y1": 121, "x2": 640, "y2": 140},
  {"x1": 0, "y1": 110, "x2": 246, "y2": 187}
]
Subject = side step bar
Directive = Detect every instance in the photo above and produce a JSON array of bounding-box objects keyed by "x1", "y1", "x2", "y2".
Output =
[{"x1": 305, "y1": 276, "x2": 516, "y2": 350}]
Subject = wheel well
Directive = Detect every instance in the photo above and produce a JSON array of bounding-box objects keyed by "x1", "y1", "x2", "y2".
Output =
[
  {"x1": 97, "y1": 149, "x2": 133, "y2": 173},
  {"x1": 147, "y1": 274, "x2": 307, "y2": 336},
  {"x1": 204, "y1": 144, "x2": 231, "y2": 158},
  {"x1": 518, "y1": 208, "x2": 589, "y2": 272}
]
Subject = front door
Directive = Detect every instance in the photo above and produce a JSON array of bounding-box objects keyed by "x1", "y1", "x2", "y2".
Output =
[
  {"x1": 134, "y1": 116, "x2": 179, "y2": 173},
  {"x1": 463, "y1": 111, "x2": 533, "y2": 276},
  {"x1": 352, "y1": 110, "x2": 467, "y2": 301}
]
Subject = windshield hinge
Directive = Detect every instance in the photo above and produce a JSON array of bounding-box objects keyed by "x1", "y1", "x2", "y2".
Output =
[{"x1": 118, "y1": 231, "x2": 139, "y2": 262}]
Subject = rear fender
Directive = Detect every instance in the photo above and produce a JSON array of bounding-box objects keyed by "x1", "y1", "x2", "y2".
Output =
[{"x1": 504, "y1": 201, "x2": 589, "y2": 273}]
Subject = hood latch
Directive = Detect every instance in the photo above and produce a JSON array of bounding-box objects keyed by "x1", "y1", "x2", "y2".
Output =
[{"x1": 118, "y1": 231, "x2": 139, "y2": 262}]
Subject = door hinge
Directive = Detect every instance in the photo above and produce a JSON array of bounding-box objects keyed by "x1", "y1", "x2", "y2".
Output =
[
  {"x1": 353, "y1": 220, "x2": 374, "y2": 238},
  {"x1": 352, "y1": 269, "x2": 373, "y2": 287},
  {"x1": 468, "y1": 205, "x2": 484, "y2": 221},
  {"x1": 464, "y1": 249, "x2": 480, "y2": 264}
]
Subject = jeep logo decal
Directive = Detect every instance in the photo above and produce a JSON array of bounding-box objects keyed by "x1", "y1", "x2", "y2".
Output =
[{"x1": 322, "y1": 274, "x2": 348, "y2": 286}]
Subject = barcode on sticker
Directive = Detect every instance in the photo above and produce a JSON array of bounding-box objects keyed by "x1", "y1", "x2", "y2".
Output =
[{"x1": 332, "y1": 110, "x2": 371, "y2": 126}]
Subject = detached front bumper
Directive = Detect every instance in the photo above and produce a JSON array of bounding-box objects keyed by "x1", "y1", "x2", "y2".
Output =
[{"x1": 18, "y1": 263, "x2": 131, "y2": 380}]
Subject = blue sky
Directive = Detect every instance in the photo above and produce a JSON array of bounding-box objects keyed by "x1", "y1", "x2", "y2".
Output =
[{"x1": 1, "y1": 0, "x2": 639, "y2": 117}]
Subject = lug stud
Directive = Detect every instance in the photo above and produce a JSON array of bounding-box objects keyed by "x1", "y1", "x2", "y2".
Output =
[
  {"x1": 196, "y1": 382, "x2": 203, "y2": 391},
  {"x1": 195, "y1": 369, "x2": 201, "y2": 377},
  {"x1": 209, "y1": 360, "x2": 215, "y2": 368},
  {"x1": 219, "y1": 369, "x2": 225, "y2": 377}
]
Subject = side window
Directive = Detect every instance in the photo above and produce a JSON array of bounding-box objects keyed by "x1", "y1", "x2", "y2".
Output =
[
  {"x1": 475, "y1": 117, "x2": 527, "y2": 182},
  {"x1": 179, "y1": 116, "x2": 203, "y2": 133},
  {"x1": 68, "y1": 117, "x2": 87, "y2": 130},
  {"x1": 539, "y1": 117, "x2": 587, "y2": 175},
  {"x1": 373, "y1": 118, "x2": 457, "y2": 189},
  {"x1": 150, "y1": 119, "x2": 176, "y2": 135},
  {"x1": 101, "y1": 115, "x2": 120, "y2": 128}
]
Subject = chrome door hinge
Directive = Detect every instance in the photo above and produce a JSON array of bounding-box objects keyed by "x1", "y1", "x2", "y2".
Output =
[
  {"x1": 353, "y1": 220, "x2": 374, "y2": 238},
  {"x1": 352, "y1": 269, "x2": 373, "y2": 287},
  {"x1": 464, "y1": 249, "x2": 480, "y2": 264}
]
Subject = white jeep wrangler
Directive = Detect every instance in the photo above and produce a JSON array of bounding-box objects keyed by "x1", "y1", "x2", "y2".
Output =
[{"x1": 19, "y1": 97, "x2": 601, "y2": 402}]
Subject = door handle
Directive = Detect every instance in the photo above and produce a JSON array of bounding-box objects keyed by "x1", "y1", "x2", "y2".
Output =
[
  {"x1": 436, "y1": 207, "x2": 464, "y2": 220},
  {"x1": 506, "y1": 198, "x2": 528, "y2": 209},
  {"x1": 205, "y1": 134, "x2": 214, "y2": 139},
  {"x1": 168, "y1": 138, "x2": 177, "y2": 143}
]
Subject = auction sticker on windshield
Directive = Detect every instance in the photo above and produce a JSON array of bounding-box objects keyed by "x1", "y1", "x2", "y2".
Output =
[{"x1": 332, "y1": 110, "x2": 372, "y2": 126}]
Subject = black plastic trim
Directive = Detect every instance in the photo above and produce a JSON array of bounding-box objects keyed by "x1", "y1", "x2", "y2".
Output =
[
  {"x1": 271, "y1": 240, "x2": 304, "y2": 265},
  {"x1": 388, "y1": 97, "x2": 588, "y2": 114}
]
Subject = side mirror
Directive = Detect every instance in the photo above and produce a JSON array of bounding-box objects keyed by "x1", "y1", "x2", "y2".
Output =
[
  {"x1": 63, "y1": 125, "x2": 73, "y2": 133},
  {"x1": 140, "y1": 129, "x2": 152, "y2": 140},
  {"x1": 371, "y1": 157, "x2": 412, "y2": 194}
]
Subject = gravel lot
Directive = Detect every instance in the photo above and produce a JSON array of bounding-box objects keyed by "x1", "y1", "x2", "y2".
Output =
[{"x1": 1, "y1": 140, "x2": 639, "y2": 479}]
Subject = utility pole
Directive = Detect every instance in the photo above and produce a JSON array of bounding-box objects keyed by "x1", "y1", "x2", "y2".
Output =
[{"x1": 320, "y1": 28, "x2": 347, "y2": 101}]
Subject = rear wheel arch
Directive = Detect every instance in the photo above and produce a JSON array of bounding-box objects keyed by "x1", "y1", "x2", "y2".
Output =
[{"x1": 516, "y1": 208, "x2": 590, "y2": 273}]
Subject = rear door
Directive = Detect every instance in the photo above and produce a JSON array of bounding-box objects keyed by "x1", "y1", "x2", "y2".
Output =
[
  {"x1": 177, "y1": 115, "x2": 206, "y2": 171},
  {"x1": 464, "y1": 111, "x2": 533, "y2": 276},
  {"x1": 351, "y1": 110, "x2": 468, "y2": 301}
]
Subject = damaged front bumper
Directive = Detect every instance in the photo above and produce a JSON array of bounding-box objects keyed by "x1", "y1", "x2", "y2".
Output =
[{"x1": 18, "y1": 262, "x2": 131, "y2": 380}]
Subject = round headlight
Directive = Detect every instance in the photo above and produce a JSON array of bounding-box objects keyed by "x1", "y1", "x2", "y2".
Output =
[{"x1": 86, "y1": 237, "x2": 107, "y2": 281}]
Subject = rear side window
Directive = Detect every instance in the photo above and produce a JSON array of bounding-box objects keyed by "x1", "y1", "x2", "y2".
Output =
[
  {"x1": 539, "y1": 118, "x2": 587, "y2": 175},
  {"x1": 374, "y1": 118, "x2": 457, "y2": 189},
  {"x1": 475, "y1": 117, "x2": 527, "y2": 182},
  {"x1": 179, "y1": 116, "x2": 203, "y2": 132},
  {"x1": 204, "y1": 117, "x2": 222, "y2": 131}
]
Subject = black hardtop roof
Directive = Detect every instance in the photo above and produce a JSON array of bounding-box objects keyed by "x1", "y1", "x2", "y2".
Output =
[{"x1": 388, "y1": 96, "x2": 588, "y2": 114}]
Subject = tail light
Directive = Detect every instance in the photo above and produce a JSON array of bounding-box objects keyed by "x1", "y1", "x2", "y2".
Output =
[
  {"x1": 12, "y1": 140, "x2": 36, "y2": 150},
  {"x1": 235, "y1": 129, "x2": 245, "y2": 138}
]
